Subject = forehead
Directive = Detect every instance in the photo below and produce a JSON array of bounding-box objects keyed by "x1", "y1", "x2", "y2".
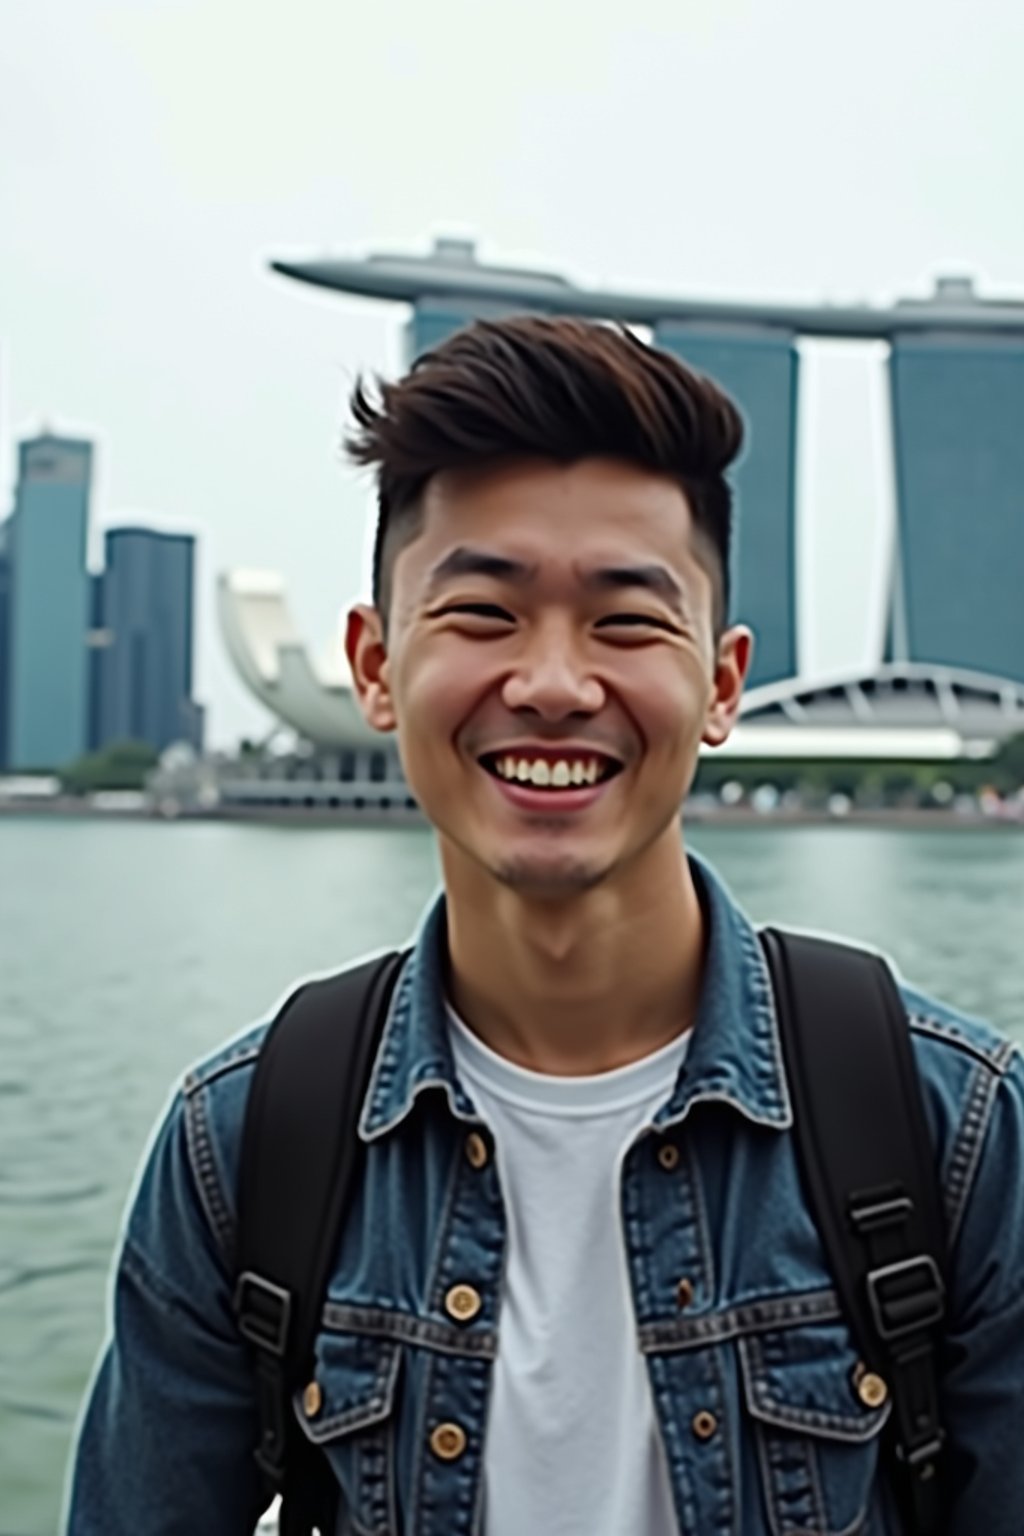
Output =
[{"x1": 406, "y1": 457, "x2": 701, "y2": 576}]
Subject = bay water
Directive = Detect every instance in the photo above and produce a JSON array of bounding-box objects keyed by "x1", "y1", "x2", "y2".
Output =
[{"x1": 2, "y1": 816, "x2": 1022, "y2": 1534}]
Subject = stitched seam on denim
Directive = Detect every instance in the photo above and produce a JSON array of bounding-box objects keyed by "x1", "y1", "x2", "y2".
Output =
[
  {"x1": 383, "y1": 1405, "x2": 399, "y2": 1536},
  {"x1": 360, "y1": 959, "x2": 416, "y2": 1140},
  {"x1": 425, "y1": 1134, "x2": 473, "y2": 1314},
  {"x1": 469, "y1": 1411, "x2": 488, "y2": 1536},
  {"x1": 806, "y1": 1437, "x2": 830, "y2": 1536},
  {"x1": 183, "y1": 1081, "x2": 235, "y2": 1264},
  {"x1": 755, "y1": 1417, "x2": 827, "y2": 1536},
  {"x1": 909, "y1": 1013, "x2": 1017, "y2": 1073},
  {"x1": 703, "y1": 1341, "x2": 736, "y2": 1534},
  {"x1": 685, "y1": 1137, "x2": 718, "y2": 1301},
  {"x1": 368, "y1": 1071, "x2": 482, "y2": 1144},
  {"x1": 662, "y1": 1089, "x2": 792, "y2": 1134},
  {"x1": 944, "y1": 1058, "x2": 1000, "y2": 1252},
  {"x1": 301, "y1": 1345, "x2": 400, "y2": 1442},
  {"x1": 182, "y1": 1041, "x2": 262, "y2": 1096},
  {"x1": 740, "y1": 1333, "x2": 890, "y2": 1442},
  {"x1": 406, "y1": 1341, "x2": 435, "y2": 1536},
  {"x1": 746, "y1": 921, "x2": 793, "y2": 1124},
  {"x1": 639, "y1": 1289, "x2": 841, "y2": 1352},
  {"x1": 321, "y1": 1302, "x2": 498, "y2": 1358},
  {"x1": 754, "y1": 1420, "x2": 786, "y2": 1536}
]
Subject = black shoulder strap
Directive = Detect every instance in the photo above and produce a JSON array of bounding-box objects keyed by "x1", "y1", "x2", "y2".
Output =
[
  {"x1": 761, "y1": 927, "x2": 947, "y2": 1536},
  {"x1": 233, "y1": 949, "x2": 408, "y2": 1536}
]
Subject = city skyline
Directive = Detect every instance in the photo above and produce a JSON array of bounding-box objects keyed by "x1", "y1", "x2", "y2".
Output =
[
  {"x1": 4, "y1": 0, "x2": 1023, "y2": 746},
  {"x1": 0, "y1": 428, "x2": 202, "y2": 771}
]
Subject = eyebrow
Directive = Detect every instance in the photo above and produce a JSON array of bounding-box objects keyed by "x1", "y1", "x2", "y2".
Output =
[
  {"x1": 425, "y1": 547, "x2": 537, "y2": 596},
  {"x1": 425, "y1": 546, "x2": 688, "y2": 614},
  {"x1": 580, "y1": 563, "x2": 688, "y2": 613}
]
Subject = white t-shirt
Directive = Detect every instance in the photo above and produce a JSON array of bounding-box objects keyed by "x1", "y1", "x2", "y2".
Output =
[{"x1": 448, "y1": 1009, "x2": 690, "y2": 1536}]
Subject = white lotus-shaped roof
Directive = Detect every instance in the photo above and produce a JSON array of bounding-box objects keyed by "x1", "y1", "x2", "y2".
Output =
[{"x1": 217, "y1": 570, "x2": 381, "y2": 749}]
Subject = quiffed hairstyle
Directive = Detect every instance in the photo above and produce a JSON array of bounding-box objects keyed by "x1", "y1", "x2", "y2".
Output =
[{"x1": 345, "y1": 315, "x2": 744, "y2": 633}]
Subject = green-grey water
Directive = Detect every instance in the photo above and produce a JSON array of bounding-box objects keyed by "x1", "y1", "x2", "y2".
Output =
[{"x1": 2, "y1": 817, "x2": 1022, "y2": 1534}]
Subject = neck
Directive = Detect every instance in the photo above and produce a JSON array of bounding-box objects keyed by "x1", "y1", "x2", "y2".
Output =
[{"x1": 441, "y1": 834, "x2": 706, "y2": 1075}]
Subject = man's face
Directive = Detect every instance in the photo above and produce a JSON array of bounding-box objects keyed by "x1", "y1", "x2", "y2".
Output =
[{"x1": 347, "y1": 457, "x2": 751, "y2": 898}]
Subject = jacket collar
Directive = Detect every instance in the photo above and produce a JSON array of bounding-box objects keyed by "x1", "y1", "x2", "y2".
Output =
[{"x1": 359, "y1": 853, "x2": 792, "y2": 1143}]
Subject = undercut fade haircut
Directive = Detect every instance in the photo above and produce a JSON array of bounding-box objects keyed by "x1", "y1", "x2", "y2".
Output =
[{"x1": 344, "y1": 315, "x2": 745, "y2": 635}]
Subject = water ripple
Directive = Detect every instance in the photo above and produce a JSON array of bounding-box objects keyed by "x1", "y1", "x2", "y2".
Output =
[{"x1": 0, "y1": 1260, "x2": 103, "y2": 1298}]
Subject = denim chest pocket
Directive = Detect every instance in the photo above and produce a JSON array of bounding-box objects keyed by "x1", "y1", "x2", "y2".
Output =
[
  {"x1": 737, "y1": 1323, "x2": 891, "y2": 1536},
  {"x1": 293, "y1": 1331, "x2": 402, "y2": 1536}
]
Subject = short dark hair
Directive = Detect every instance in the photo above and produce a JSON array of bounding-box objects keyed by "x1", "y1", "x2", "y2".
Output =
[{"x1": 344, "y1": 315, "x2": 744, "y2": 633}]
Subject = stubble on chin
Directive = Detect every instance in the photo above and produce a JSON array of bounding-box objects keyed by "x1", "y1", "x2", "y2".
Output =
[{"x1": 489, "y1": 853, "x2": 610, "y2": 897}]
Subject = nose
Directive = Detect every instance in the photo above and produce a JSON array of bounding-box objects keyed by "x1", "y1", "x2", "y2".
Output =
[{"x1": 501, "y1": 621, "x2": 605, "y2": 721}]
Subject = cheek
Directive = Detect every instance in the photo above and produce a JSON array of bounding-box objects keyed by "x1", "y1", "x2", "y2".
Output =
[
  {"x1": 392, "y1": 642, "x2": 490, "y2": 741},
  {"x1": 615, "y1": 657, "x2": 708, "y2": 745}
]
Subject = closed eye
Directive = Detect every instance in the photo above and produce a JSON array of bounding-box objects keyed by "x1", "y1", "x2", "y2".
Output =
[
  {"x1": 595, "y1": 613, "x2": 676, "y2": 631},
  {"x1": 432, "y1": 603, "x2": 516, "y2": 622}
]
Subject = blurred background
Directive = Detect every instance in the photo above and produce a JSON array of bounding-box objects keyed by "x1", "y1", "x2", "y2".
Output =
[{"x1": 2, "y1": 1, "x2": 1023, "y2": 1530}]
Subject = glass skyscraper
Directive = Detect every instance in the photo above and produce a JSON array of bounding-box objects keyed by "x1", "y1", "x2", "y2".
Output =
[
  {"x1": 888, "y1": 334, "x2": 1024, "y2": 685},
  {"x1": 407, "y1": 300, "x2": 477, "y2": 359},
  {"x1": 654, "y1": 324, "x2": 799, "y2": 689},
  {"x1": 96, "y1": 527, "x2": 202, "y2": 753},
  {"x1": 7, "y1": 434, "x2": 93, "y2": 770}
]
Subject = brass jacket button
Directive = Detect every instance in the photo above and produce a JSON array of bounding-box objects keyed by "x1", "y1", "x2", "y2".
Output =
[
  {"x1": 445, "y1": 1283, "x2": 482, "y2": 1322},
  {"x1": 692, "y1": 1409, "x2": 718, "y2": 1441},
  {"x1": 302, "y1": 1380, "x2": 322, "y2": 1418},
  {"x1": 430, "y1": 1421, "x2": 468, "y2": 1461},
  {"x1": 465, "y1": 1131, "x2": 489, "y2": 1169},
  {"x1": 676, "y1": 1277, "x2": 695, "y2": 1309},
  {"x1": 854, "y1": 1366, "x2": 889, "y2": 1409},
  {"x1": 657, "y1": 1143, "x2": 680, "y2": 1171}
]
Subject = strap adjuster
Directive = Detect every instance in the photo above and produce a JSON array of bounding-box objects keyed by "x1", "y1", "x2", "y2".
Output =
[
  {"x1": 234, "y1": 1271, "x2": 292, "y2": 1356},
  {"x1": 865, "y1": 1255, "x2": 945, "y2": 1341},
  {"x1": 849, "y1": 1190, "x2": 913, "y2": 1234},
  {"x1": 897, "y1": 1430, "x2": 946, "y2": 1473}
]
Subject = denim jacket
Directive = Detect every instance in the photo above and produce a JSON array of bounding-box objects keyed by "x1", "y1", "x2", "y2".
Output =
[{"x1": 65, "y1": 856, "x2": 1024, "y2": 1535}]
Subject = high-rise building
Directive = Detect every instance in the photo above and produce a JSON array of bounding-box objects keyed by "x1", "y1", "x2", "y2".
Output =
[
  {"x1": 95, "y1": 527, "x2": 202, "y2": 753},
  {"x1": 0, "y1": 519, "x2": 11, "y2": 770},
  {"x1": 654, "y1": 324, "x2": 799, "y2": 689},
  {"x1": 407, "y1": 299, "x2": 478, "y2": 359},
  {"x1": 86, "y1": 572, "x2": 107, "y2": 752},
  {"x1": 888, "y1": 332, "x2": 1024, "y2": 685},
  {"x1": 7, "y1": 434, "x2": 93, "y2": 770}
]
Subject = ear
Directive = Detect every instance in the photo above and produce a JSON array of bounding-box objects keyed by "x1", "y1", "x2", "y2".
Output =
[
  {"x1": 702, "y1": 625, "x2": 753, "y2": 748},
  {"x1": 344, "y1": 604, "x2": 397, "y2": 733}
]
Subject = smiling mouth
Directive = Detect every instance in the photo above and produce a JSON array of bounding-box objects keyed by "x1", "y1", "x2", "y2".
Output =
[{"x1": 478, "y1": 752, "x2": 623, "y2": 790}]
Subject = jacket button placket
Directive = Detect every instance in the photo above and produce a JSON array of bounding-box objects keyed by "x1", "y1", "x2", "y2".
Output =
[{"x1": 412, "y1": 1127, "x2": 504, "y2": 1535}]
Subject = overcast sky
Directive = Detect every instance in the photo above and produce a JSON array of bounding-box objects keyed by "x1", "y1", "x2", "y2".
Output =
[{"x1": 3, "y1": 0, "x2": 1023, "y2": 747}]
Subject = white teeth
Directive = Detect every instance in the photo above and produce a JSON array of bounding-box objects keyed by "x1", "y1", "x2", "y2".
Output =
[{"x1": 490, "y1": 754, "x2": 613, "y2": 787}]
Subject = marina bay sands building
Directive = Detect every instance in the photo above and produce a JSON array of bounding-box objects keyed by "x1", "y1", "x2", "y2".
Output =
[
  {"x1": 270, "y1": 240, "x2": 1024, "y2": 693},
  {"x1": 213, "y1": 241, "x2": 1024, "y2": 799},
  {"x1": 888, "y1": 309, "x2": 1024, "y2": 682},
  {"x1": 377, "y1": 248, "x2": 800, "y2": 689}
]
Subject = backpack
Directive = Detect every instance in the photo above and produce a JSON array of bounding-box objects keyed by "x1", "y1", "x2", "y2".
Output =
[{"x1": 233, "y1": 930, "x2": 948, "y2": 1536}]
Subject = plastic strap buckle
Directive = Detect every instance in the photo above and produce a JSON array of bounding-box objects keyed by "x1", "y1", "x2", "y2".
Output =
[
  {"x1": 897, "y1": 1430, "x2": 947, "y2": 1472},
  {"x1": 865, "y1": 1255, "x2": 946, "y2": 1341},
  {"x1": 234, "y1": 1271, "x2": 293, "y2": 1357}
]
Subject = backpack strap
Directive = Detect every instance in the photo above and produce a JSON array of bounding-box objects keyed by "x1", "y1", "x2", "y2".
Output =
[
  {"x1": 233, "y1": 949, "x2": 409, "y2": 1536},
  {"x1": 761, "y1": 927, "x2": 947, "y2": 1536}
]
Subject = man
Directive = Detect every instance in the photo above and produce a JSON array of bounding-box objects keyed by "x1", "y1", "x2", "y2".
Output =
[{"x1": 66, "y1": 317, "x2": 1024, "y2": 1534}]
